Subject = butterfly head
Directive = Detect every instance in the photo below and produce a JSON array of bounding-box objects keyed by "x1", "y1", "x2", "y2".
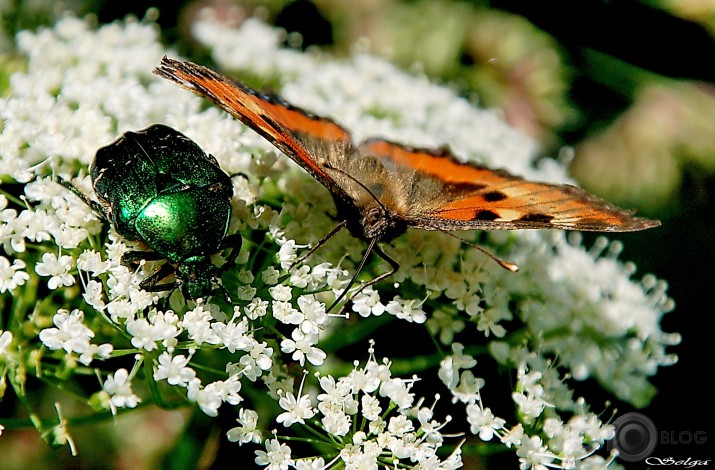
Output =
[{"x1": 362, "y1": 205, "x2": 404, "y2": 241}]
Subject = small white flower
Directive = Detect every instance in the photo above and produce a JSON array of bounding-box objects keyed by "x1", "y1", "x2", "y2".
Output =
[
  {"x1": 103, "y1": 368, "x2": 141, "y2": 409},
  {"x1": 502, "y1": 423, "x2": 524, "y2": 448},
  {"x1": 39, "y1": 309, "x2": 94, "y2": 355},
  {"x1": 297, "y1": 295, "x2": 328, "y2": 335},
  {"x1": 0, "y1": 330, "x2": 14, "y2": 358},
  {"x1": 76, "y1": 249, "x2": 110, "y2": 277},
  {"x1": 466, "y1": 404, "x2": 506, "y2": 441},
  {"x1": 280, "y1": 329, "x2": 326, "y2": 366},
  {"x1": 543, "y1": 417, "x2": 562, "y2": 439},
  {"x1": 361, "y1": 394, "x2": 382, "y2": 421},
  {"x1": 236, "y1": 285, "x2": 257, "y2": 301},
  {"x1": 82, "y1": 279, "x2": 105, "y2": 311},
  {"x1": 187, "y1": 378, "x2": 223, "y2": 417},
  {"x1": 78, "y1": 342, "x2": 113, "y2": 366},
  {"x1": 237, "y1": 269, "x2": 254, "y2": 284},
  {"x1": 277, "y1": 389, "x2": 316, "y2": 427},
  {"x1": 126, "y1": 318, "x2": 160, "y2": 351},
  {"x1": 380, "y1": 378, "x2": 415, "y2": 410},
  {"x1": 269, "y1": 284, "x2": 292, "y2": 301},
  {"x1": 387, "y1": 414, "x2": 414, "y2": 436},
  {"x1": 18, "y1": 209, "x2": 54, "y2": 243},
  {"x1": 289, "y1": 264, "x2": 311, "y2": 288},
  {"x1": 385, "y1": 296, "x2": 426, "y2": 323},
  {"x1": 154, "y1": 352, "x2": 197, "y2": 386},
  {"x1": 439, "y1": 343, "x2": 478, "y2": 390},
  {"x1": 255, "y1": 438, "x2": 293, "y2": 470},
  {"x1": 512, "y1": 391, "x2": 548, "y2": 422},
  {"x1": 237, "y1": 340, "x2": 274, "y2": 381},
  {"x1": 517, "y1": 435, "x2": 554, "y2": 470},
  {"x1": 261, "y1": 266, "x2": 280, "y2": 285},
  {"x1": 351, "y1": 287, "x2": 385, "y2": 317},
  {"x1": 218, "y1": 317, "x2": 251, "y2": 353},
  {"x1": 277, "y1": 240, "x2": 303, "y2": 271},
  {"x1": 183, "y1": 304, "x2": 221, "y2": 346},
  {"x1": 245, "y1": 297, "x2": 269, "y2": 320},
  {"x1": 294, "y1": 457, "x2": 325, "y2": 470},
  {"x1": 311, "y1": 262, "x2": 347, "y2": 291},
  {"x1": 272, "y1": 300, "x2": 303, "y2": 325},
  {"x1": 207, "y1": 376, "x2": 243, "y2": 406},
  {"x1": 227, "y1": 408, "x2": 262, "y2": 444},
  {"x1": 317, "y1": 375, "x2": 357, "y2": 415},
  {"x1": 106, "y1": 298, "x2": 137, "y2": 322},
  {"x1": 322, "y1": 410, "x2": 351, "y2": 436},
  {"x1": 35, "y1": 252, "x2": 74, "y2": 289},
  {"x1": 0, "y1": 256, "x2": 30, "y2": 293}
]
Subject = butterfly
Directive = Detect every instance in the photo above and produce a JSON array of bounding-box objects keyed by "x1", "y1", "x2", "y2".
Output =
[{"x1": 154, "y1": 57, "x2": 660, "y2": 307}]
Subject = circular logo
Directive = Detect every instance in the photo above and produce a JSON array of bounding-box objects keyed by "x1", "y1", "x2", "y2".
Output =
[{"x1": 610, "y1": 412, "x2": 658, "y2": 461}]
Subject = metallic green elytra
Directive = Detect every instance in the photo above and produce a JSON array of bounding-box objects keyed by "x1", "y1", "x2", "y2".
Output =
[{"x1": 62, "y1": 124, "x2": 241, "y2": 300}]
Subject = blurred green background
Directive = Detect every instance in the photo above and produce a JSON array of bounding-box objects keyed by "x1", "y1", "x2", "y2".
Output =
[{"x1": 1, "y1": 0, "x2": 713, "y2": 468}]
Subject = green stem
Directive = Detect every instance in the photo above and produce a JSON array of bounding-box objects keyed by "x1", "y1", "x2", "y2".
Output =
[
  {"x1": 389, "y1": 352, "x2": 445, "y2": 376},
  {"x1": 461, "y1": 440, "x2": 512, "y2": 456},
  {"x1": 0, "y1": 186, "x2": 25, "y2": 206},
  {"x1": 581, "y1": 48, "x2": 679, "y2": 98},
  {"x1": 8, "y1": 373, "x2": 45, "y2": 433},
  {"x1": 0, "y1": 401, "x2": 151, "y2": 430}
]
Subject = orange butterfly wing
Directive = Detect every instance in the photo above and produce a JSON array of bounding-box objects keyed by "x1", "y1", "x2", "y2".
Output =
[
  {"x1": 359, "y1": 139, "x2": 660, "y2": 232},
  {"x1": 154, "y1": 57, "x2": 354, "y2": 204}
]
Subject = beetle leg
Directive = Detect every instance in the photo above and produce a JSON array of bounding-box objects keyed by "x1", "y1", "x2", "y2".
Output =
[
  {"x1": 229, "y1": 172, "x2": 249, "y2": 180},
  {"x1": 139, "y1": 262, "x2": 178, "y2": 292},
  {"x1": 217, "y1": 233, "x2": 243, "y2": 274},
  {"x1": 123, "y1": 250, "x2": 165, "y2": 265}
]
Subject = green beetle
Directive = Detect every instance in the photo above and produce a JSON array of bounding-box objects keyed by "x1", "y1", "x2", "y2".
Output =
[{"x1": 61, "y1": 124, "x2": 242, "y2": 300}]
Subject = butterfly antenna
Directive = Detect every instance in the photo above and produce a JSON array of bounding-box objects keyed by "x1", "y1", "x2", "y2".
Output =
[
  {"x1": 326, "y1": 237, "x2": 377, "y2": 313},
  {"x1": 442, "y1": 231, "x2": 519, "y2": 272},
  {"x1": 323, "y1": 163, "x2": 389, "y2": 214}
]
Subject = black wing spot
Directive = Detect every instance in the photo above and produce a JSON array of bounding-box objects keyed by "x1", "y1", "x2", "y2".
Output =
[
  {"x1": 518, "y1": 213, "x2": 554, "y2": 224},
  {"x1": 473, "y1": 210, "x2": 500, "y2": 221},
  {"x1": 483, "y1": 191, "x2": 508, "y2": 202}
]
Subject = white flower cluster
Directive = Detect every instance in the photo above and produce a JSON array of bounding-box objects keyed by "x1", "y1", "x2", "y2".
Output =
[
  {"x1": 0, "y1": 13, "x2": 676, "y2": 469},
  {"x1": 249, "y1": 344, "x2": 463, "y2": 469}
]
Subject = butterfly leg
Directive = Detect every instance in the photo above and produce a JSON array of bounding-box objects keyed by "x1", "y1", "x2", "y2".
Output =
[
  {"x1": 326, "y1": 239, "x2": 400, "y2": 313},
  {"x1": 350, "y1": 244, "x2": 399, "y2": 299},
  {"x1": 289, "y1": 220, "x2": 348, "y2": 271}
]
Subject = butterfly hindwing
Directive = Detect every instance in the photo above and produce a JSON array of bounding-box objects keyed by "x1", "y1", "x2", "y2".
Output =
[{"x1": 359, "y1": 139, "x2": 660, "y2": 232}]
